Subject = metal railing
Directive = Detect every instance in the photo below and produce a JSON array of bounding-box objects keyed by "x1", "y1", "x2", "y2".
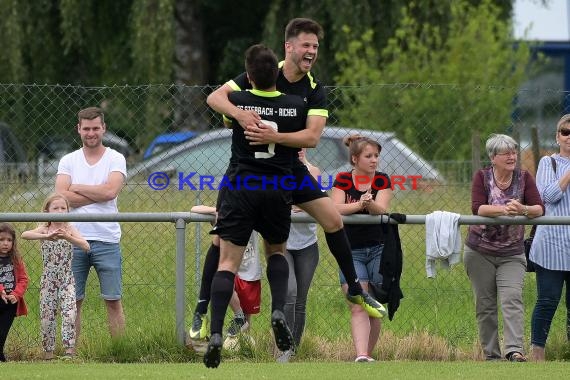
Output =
[{"x1": 0, "y1": 212, "x2": 561, "y2": 345}]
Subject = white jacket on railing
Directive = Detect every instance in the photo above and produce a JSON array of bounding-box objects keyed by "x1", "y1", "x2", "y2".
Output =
[{"x1": 425, "y1": 211, "x2": 462, "y2": 278}]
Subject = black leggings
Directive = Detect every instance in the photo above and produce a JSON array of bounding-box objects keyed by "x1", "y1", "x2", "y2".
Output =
[{"x1": 0, "y1": 301, "x2": 17, "y2": 362}]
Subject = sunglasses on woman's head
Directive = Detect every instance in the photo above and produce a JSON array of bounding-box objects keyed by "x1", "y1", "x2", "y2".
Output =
[{"x1": 559, "y1": 128, "x2": 570, "y2": 137}]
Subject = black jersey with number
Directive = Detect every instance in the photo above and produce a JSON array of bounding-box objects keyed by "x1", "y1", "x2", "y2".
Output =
[
  {"x1": 226, "y1": 89, "x2": 307, "y2": 181},
  {"x1": 227, "y1": 62, "x2": 328, "y2": 170}
]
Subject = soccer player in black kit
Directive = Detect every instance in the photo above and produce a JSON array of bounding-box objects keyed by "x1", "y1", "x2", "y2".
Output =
[
  {"x1": 203, "y1": 44, "x2": 307, "y2": 368},
  {"x1": 193, "y1": 19, "x2": 387, "y2": 352}
]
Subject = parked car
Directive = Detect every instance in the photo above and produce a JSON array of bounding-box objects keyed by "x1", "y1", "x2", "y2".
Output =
[
  {"x1": 143, "y1": 131, "x2": 199, "y2": 159},
  {"x1": 102, "y1": 132, "x2": 136, "y2": 159},
  {"x1": 129, "y1": 127, "x2": 444, "y2": 189},
  {"x1": 0, "y1": 122, "x2": 32, "y2": 181},
  {"x1": 37, "y1": 131, "x2": 136, "y2": 184}
]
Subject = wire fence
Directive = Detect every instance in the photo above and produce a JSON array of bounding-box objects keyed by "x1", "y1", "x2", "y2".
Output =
[{"x1": 1, "y1": 83, "x2": 568, "y2": 359}]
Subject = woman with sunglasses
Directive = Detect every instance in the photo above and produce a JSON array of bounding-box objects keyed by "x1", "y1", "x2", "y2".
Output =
[
  {"x1": 464, "y1": 133, "x2": 544, "y2": 362},
  {"x1": 529, "y1": 114, "x2": 570, "y2": 361}
]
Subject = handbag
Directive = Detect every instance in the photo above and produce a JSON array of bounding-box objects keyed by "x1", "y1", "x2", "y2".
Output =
[
  {"x1": 524, "y1": 225, "x2": 536, "y2": 272},
  {"x1": 524, "y1": 156, "x2": 557, "y2": 273}
]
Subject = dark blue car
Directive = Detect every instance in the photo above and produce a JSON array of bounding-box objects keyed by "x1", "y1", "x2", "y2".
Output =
[{"x1": 143, "y1": 131, "x2": 198, "y2": 159}]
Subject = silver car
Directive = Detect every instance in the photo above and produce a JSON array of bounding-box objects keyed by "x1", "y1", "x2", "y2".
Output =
[{"x1": 129, "y1": 126, "x2": 444, "y2": 189}]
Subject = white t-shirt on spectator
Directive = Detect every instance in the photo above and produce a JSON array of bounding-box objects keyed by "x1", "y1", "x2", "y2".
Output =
[
  {"x1": 238, "y1": 233, "x2": 262, "y2": 281},
  {"x1": 57, "y1": 147, "x2": 127, "y2": 243}
]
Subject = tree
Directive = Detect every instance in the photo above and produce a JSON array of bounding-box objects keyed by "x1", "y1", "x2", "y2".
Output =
[
  {"x1": 0, "y1": 0, "x2": 531, "y2": 153},
  {"x1": 170, "y1": 0, "x2": 209, "y2": 131},
  {"x1": 131, "y1": 0, "x2": 175, "y2": 84},
  {"x1": 0, "y1": 0, "x2": 518, "y2": 86},
  {"x1": 260, "y1": 0, "x2": 514, "y2": 84},
  {"x1": 334, "y1": 0, "x2": 532, "y2": 162}
]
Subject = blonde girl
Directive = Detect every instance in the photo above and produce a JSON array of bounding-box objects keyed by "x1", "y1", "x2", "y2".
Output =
[{"x1": 22, "y1": 193, "x2": 89, "y2": 359}]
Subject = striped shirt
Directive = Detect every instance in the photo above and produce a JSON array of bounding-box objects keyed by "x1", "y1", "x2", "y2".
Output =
[{"x1": 530, "y1": 154, "x2": 570, "y2": 270}]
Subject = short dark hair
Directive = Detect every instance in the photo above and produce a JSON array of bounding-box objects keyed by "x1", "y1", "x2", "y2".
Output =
[
  {"x1": 245, "y1": 44, "x2": 279, "y2": 90},
  {"x1": 284, "y1": 18, "x2": 324, "y2": 41},
  {"x1": 78, "y1": 106, "x2": 104, "y2": 125}
]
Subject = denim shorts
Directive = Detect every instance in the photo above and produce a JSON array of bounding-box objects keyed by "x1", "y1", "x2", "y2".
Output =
[
  {"x1": 339, "y1": 244, "x2": 384, "y2": 286},
  {"x1": 72, "y1": 241, "x2": 122, "y2": 301}
]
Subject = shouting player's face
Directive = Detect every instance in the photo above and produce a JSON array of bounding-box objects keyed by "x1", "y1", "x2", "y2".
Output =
[{"x1": 285, "y1": 32, "x2": 319, "y2": 75}]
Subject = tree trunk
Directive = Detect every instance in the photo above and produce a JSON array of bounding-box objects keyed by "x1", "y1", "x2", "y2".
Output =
[{"x1": 173, "y1": 0, "x2": 210, "y2": 132}]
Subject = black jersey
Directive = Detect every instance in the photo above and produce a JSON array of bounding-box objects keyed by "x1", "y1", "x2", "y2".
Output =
[
  {"x1": 228, "y1": 63, "x2": 328, "y2": 169},
  {"x1": 226, "y1": 89, "x2": 307, "y2": 181},
  {"x1": 333, "y1": 171, "x2": 392, "y2": 248},
  {"x1": 228, "y1": 61, "x2": 328, "y2": 121}
]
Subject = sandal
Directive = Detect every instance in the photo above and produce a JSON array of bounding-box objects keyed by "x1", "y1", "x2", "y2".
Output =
[
  {"x1": 507, "y1": 351, "x2": 527, "y2": 362},
  {"x1": 59, "y1": 352, "x2": 75, "y2": 361}
]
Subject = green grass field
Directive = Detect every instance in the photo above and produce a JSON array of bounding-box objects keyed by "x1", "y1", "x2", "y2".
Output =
[{"x1": 2, "y1": 361, "x2": 570, "y2": 380}]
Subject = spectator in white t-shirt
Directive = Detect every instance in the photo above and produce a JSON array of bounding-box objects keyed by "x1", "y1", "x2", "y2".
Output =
[
  {"x1": 189, "y1": 205, "x2": 262, "y2": 341},
  {"x1": 226, "y1": 232, "x2": 262, "y2": 338},
  {"x1": 55, "y1": 106, "x2": 127, "y2": 341}
]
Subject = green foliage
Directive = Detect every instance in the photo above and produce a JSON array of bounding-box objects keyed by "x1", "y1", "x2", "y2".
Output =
[
  {"x1": 261, "y1": 1, "x2": 512, "y2": 85},
  {"x1": 59, "y1": 0, "x2": 85, "y2": 54},
  {"x1": 0, "y1": 0, "x2": 515, "y2": 87},
  {"x1": 202, "y1": 0, "x2": 272, "y2": 83},
  {"x1": 127, "y1": 1, "x2": 176, "y2": 144},
  {"x1": 334, "y1": 27, "x2": 382, "y2": 85},
  {"x1": 334, "y1": 0, "x2": 533, "y2": 161},
  {"x1": 0, "y1": 0, "x2": 25, "y2": 82},
  {"x1": 0, "y1": 1, "x2": 134, "y2": 85},
  {"x1": 131, "y1": 0, "x2": 175, "y2": 84}
]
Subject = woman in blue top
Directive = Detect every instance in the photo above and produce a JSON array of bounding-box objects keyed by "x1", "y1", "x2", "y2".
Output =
[{"x1": 530, "y1": 114, "x2": 570, "y2": 361}]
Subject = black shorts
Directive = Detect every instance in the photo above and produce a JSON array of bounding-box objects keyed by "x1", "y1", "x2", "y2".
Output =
[
  {"x1": 215, "y1": 185, "x2": 228, "y2": 211},
  {"x1": 212, "y1": 188, "x2": 292, "y2": 246},
  {"x1": 291, "y1": 164, "x2": 328, "y2": 205}
]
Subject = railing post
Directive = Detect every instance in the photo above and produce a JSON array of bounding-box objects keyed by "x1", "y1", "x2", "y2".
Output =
[
  {"x1": 175, "y1": 217, "x2": 187, "y2": 345},
  {"x1": 194, "y1": 193, "x2": 203, "y2": 295}
]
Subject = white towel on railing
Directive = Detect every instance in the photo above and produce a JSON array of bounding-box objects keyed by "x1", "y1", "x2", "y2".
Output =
[{"x1": 425, "y1": 211, "x2": 462, "y2": 278}]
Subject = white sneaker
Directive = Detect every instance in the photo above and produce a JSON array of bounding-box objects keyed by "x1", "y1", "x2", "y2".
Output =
[
  {"x1": 276, "y1": 349, "x2": 294, "y2": 363},
  {"x1": 355, "y1": 355, "x2": 375, "y2": 362}
]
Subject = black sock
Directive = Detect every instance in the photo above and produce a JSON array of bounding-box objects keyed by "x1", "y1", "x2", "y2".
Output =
[
  {"x1": 209, "y1": 270, "x2": 235, "y2": 335},
  {"x1": 194, "y1": 243, "x2": 220, "y2": 315},
  {"x1": 266, "y1": 254, "x2": 289, "y2": 312},
  {"x1": 325, "y1": 229, "x2": 362, "y2": 295}
]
